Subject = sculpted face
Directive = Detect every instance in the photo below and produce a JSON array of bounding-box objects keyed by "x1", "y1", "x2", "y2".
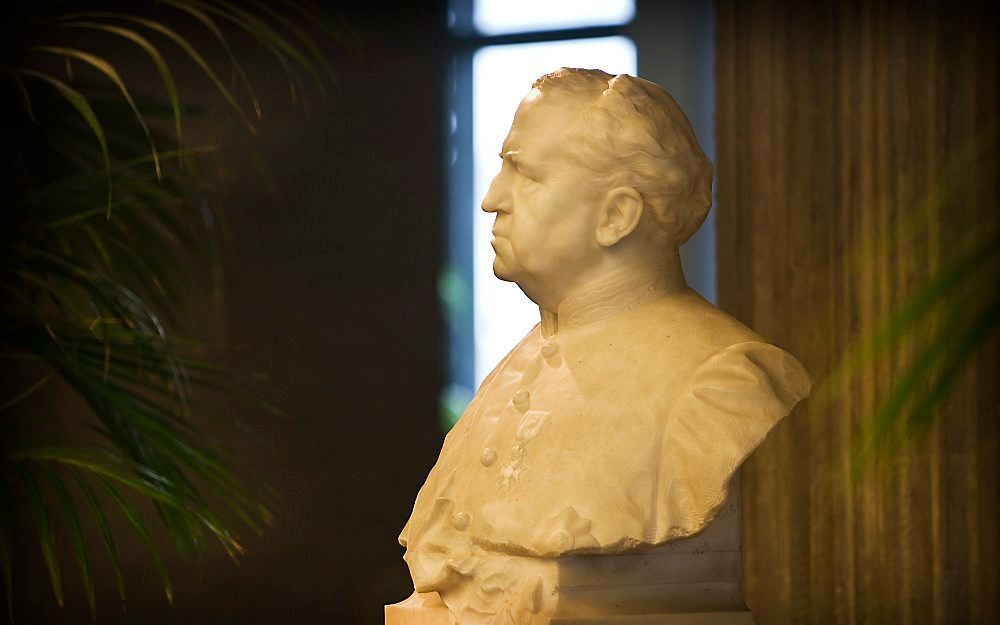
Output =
[{"x1": 482, "y1": 90, "x2": 606, "y2": 309}]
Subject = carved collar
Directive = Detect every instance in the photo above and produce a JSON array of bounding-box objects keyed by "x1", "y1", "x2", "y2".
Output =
[{"x1": 538, "y1": 263, "x2": 682, "y2": 338}]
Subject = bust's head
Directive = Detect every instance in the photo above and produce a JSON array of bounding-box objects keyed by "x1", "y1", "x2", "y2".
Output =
[{"x1": 483, "y1": 68, "x2": 713, "y2": 311}]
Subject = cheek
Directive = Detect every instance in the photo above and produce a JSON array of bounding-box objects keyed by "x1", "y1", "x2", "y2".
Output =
[
  {"x1": 508, "y1": 215, "x2": 542, "y2": 265},
  {"x1": 510, "y1": 204, "x2": 588, "y2": 271},
  {"x1": 508, "y1": 184, "x2": 545, "y2": 253}
]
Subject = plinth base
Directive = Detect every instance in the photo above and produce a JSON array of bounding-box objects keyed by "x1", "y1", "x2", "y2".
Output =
[
  {"x1": 385, "y1": 592, "x2": 754, "y2": 625},
  {"x1": 387, "y1": 482, "x2": 754, "y2": 624}
]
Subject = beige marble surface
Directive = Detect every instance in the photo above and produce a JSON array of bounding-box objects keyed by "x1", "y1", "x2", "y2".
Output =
[{"x1": 390, "y1": 68, "x2": 810, "y2": 624}]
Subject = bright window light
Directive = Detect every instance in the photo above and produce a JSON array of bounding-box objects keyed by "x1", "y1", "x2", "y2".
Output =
[
  {"x1": 473, "y1": 0, "x2": 635, "y2": 36},
  {"x1": 471, "y1": 37, "x2": 637, "y2": 386}
]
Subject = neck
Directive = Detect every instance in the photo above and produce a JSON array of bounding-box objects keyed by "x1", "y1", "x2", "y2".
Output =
[
  {"x1": 538, "y1": 250, "x2": 686, "y2": 336},
  {"x1": 562, "y1": 249, "x2": 686, "y2": 307}
]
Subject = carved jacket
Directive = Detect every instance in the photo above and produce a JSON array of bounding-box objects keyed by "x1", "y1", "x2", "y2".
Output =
[{"x1": 399, "y1": 269, "x2": 811, "y2": 596}]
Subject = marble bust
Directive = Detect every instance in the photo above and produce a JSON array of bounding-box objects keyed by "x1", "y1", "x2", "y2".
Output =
[{"x1": 388, "y1": 68, "x2": 811, "y2": 624}]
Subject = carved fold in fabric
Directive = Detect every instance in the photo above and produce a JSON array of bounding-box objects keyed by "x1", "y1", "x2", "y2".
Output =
[
  {"x1": 399, "y1": 287, "x2": 812, "y2": 587},
  {"x1": 656, "y1": 341, "x2": 813, "y2": 538}
]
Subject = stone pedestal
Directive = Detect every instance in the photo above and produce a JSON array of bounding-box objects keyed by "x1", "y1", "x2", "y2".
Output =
[{"x1": 386, "y1": 480, "x2": 754, "y2": 625}]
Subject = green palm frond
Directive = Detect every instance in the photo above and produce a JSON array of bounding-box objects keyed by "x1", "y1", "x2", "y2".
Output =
[
  {"x1": 817, "y1": 130, "x2": 1000, "y2": 476},
  {"x1": 8, "y1": 68, "x2": 114, "y2": 213},
  {"x1": 850, "y1": 230, "x2": 1000, "y2": 473},
  {"x1": 28, "y1": 45, "x2": 164, "y2": 179},
  {"x1": 47, "y1": 469, "x2": 96, "y2": 621},
  {"x1": 50, "y1": 20, "x2": 186, "y2": 156},
  {"x1": 1, "y1": 0, "x2": 344, "y2": 618},
  {"x1": 20, "y1": 467, "x2": 63, "y2": 607},
  {"x1": 70, "y1": 470, "x2": 126, "y2": 609}
]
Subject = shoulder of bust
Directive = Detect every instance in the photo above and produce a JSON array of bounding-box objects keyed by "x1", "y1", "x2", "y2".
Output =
[{"x1": 572, "y1": 289, "x2": 765, "y2": 371}]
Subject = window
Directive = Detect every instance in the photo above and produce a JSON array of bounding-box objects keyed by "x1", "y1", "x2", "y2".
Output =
[
  {"x1": 441, "y1": 1, "x2": 715, "y2": 428},
  {"x1": 470, "y1": 0, "x2": 635, "y2": 35}
]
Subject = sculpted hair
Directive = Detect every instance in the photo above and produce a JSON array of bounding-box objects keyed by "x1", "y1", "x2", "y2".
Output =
[{"x1": 532, "y1": 68, "x2": 714, "y2": 245}]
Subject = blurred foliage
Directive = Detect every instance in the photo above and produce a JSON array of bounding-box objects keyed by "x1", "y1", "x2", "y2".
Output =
[
  {"x1": 820, "y1": 132, "x2": 1000, "y2": 476},
  {"x1": 0, "y1": 0, "x2": 353, "y2": 619}
]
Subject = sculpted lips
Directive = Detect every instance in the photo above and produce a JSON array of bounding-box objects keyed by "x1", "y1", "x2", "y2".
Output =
[
  {"x1": 491, "y1": 214, "x2": 510, "y2": 239},
  {"x1": 490, "y1": 228, "x2": 512, "y2": 260},
  {"x1": 491, "y1": 226, "x2": 509, "y2": 243}
]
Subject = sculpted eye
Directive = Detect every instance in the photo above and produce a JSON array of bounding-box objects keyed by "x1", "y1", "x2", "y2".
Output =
[
  {"x1": 518, "y1": 173, "x2": 540, "y2": 191},
  {"x1": 515, "y1": 164, "x2": 541, "y2": 183}
]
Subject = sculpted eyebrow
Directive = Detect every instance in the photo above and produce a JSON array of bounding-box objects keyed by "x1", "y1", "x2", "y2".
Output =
[{"x1": 502, "y1": 150, "x2": 540, "y2": 177}]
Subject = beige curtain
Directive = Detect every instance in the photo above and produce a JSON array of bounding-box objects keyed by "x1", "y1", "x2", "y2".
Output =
[{"x1": 715, "y1": 1, "x2": 999, "y2": 623}]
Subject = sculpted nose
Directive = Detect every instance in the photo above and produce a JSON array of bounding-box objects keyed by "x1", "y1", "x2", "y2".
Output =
[{"x1": 482, "y1": 177, "x2": 511, "y2": 214}]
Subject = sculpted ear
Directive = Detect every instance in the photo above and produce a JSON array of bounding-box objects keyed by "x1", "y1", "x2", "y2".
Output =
[{"x1": 595, "y1": 186, "x2": 644, "y2": 247}]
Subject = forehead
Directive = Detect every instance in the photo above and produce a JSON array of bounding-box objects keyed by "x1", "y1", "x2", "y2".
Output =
[{"x1": 501, "y1": 89, "x2": 590, "y2": 160}]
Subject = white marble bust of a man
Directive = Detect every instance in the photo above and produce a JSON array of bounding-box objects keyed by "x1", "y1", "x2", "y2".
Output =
[{"x1": 395, "y1": 68, "x2": 810, "y2": 624}]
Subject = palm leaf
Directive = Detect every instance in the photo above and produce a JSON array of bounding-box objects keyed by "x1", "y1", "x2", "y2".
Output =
[
  {"x1": 47, "y1": 469, "x2": 97, "y2": 621},
  {"x1": 187, "y1": 1, "x2": 315, "y2": 107},
  {"x1": 11, "y1": 445, "x2": 247, "y2": 561},
  {"x1": 21, "y1": 467, "x2": 63, "y2": 606},
  {"x1": 0, "y1": 372, "x2": 54, "y2": 412},
  {"x1": 11, "y1": 447, "x2": 182, "y2": 506},
  {"x1": 28, "y1": 46, "x2": 162, "y2": 179},
  {"x1": 2, "y1": 0, "x2": 343, "y2": 616},
  {"x1": 71, "y1": 470, "x2": 127, "y2": 611},
  {"x1": 10, "y1": 69, "x2": 112, "y2": 215},
  {"x1": 61, "y1": 11, "x2": 256, "y2": 132},
  {"x1": 155, "y1": 1, "x2": 262, "y2": 120},
  {"x1": 51, "y1": 21, "x2": 186, "y2": 164},
  {"x1": 99, "y1": 480, "x2": 173, "y2": 605},
  {"x1": 905, "y1": 293, "x2": 1000, "y2": 430},
  {"x1": 847, "y1": 220, "x2": 1000, "y2": 475},
  {"x1": 836, "y1": 229, "x2": 999, "y2": 383}
]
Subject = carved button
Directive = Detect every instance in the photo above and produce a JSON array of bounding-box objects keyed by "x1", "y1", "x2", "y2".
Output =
[
  {"x1": 540, "y1": 341, "x2": 559, "y2": 358},
  {"x1": 480, "y1": 447, "x2": 497, "y2": 466},
  {"x1": 512, "y1": 389, "x2": 530, "y2": 412},
  {"x1": 452, "y1": 512, "x2": 470, "y2": 530}
]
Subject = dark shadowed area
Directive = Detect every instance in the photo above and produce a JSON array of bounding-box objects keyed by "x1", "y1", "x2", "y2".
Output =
[{"x1": 12, "y1": 3, "x2": 448, "y2": 624}]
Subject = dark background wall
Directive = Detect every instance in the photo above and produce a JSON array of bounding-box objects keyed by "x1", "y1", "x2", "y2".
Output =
[
  {"x1": 216, "y1": 3, "x2": 448, "y2": 622},
  {"x1": 15, "y1": 3, "x2": 450, "y2": 624}
]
